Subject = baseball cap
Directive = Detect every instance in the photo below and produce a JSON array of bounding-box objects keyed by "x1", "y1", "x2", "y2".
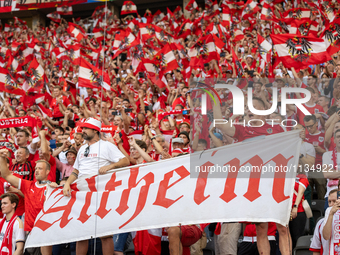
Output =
[
  {"x1": 81, "y1": 118, "x2": 102, "y2": 132},
  {"x1": 66, "y1": 147, "x2": 78, "y2": 157},
  {"x1": 246, "y1": 55, "x2": 253, "y2": 59},
  {"x1": 172, "y1": 138, "x2": 184, "y2": 144}
]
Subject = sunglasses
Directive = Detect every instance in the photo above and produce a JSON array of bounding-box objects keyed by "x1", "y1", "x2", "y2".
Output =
[{"x1": 84, "y1": 145, "x2": 90, "y2": 157}]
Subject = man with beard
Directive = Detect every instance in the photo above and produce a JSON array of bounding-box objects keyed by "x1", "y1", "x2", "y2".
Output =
[{"x1": 63, "y1": 118, "x2": 129, "y2": 255}]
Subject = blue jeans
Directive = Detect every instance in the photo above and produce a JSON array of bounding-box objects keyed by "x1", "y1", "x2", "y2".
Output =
[{"x1": 113, "y1": 233, "x2": 130, "y2": 252}]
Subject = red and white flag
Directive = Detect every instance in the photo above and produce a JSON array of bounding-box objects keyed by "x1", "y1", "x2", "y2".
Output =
[
  {"x1": 0, "y1": 67, "x2": 24, "y2": 96},
  {"x1": 121, "y1": 1, "x2": 137, "y2": 15},
  {"x1": 260, "y1": 0, "x2": 272, "y2": 20},
  {"x1": 185, "y1": 0, "x2": 198, "y2": 12},
  {"x1": 271, "y1": 34, "x2": 332, "y2": 71},
  {"x1": 67, "y1": 22, "x2": 85, "y2": 42},
  {"x1": 57, "y1": 6, "x2": 73, "y2": 15},
  {"x1": 78, "y1": 58, "x2": 112, "y2": 91},
  {"x1": 257, "y1": 33, "x2": 272, "y2": 62},
  {"x1": 133, "y1": 229, "x2": 162, "y2": 255},
  {"x1": 283, "y1": 8, "x2": 311, "y2": 19},
  {"x1": 322, "y1": 20, "x2": 340, "y2": 56},
  {"x1": 241, "y1": 0, "x2": 260, "y2": 19},
  {"x1": 221, "y1": 7, "x2": 231, "y2": 27},
  {"x1": 112, "y1": 31, "x2": 139, "y2": 59},
  {"x1": 47, "y1": 12, "x2": 61, "y2": 23},
  {"x1": 0, "y1": 0, "x2": 16, "y2": 13},
  {"x1": 67, "y1": 44, "x2": 81, "y2": 65},
  {"x1": 152, "y1": 44, "x2": 178, "y2": 74},
  {"x1": 92, "y1": 28, "x2": 104, "y2": 43},
  {"x1": 24, "y1": 58, "x2": 46, "y2": 92},
  {"x1": 139, "y1": 23, "x2": 156, "y2": 42}
]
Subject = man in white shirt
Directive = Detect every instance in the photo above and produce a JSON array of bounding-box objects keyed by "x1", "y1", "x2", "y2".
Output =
[
  {"x1": 0, "y1": 193, "x2": 25, "y2": 255},
  {"x1": 63, "y1": 118, "x2": 129, "y2": 255}
]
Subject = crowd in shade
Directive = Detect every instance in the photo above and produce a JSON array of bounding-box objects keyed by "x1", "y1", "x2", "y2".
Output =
[{"x1": 0, "y1": 0, "x2": 340, "y2": 254}]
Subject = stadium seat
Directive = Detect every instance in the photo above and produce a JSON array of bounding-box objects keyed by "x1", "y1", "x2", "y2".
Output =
[
  {"x1": 311, "y1": 200, "x2": 325, "y2": 222},
  {"x1": 293, "y1": 235, "x2": 313, "y2": 255},
  {"x1": 316, "y1": 216, "x2": 324, "y2": 224},
  {"x1": 202, "y1": 248, "x2": 215, "y2": 255}
]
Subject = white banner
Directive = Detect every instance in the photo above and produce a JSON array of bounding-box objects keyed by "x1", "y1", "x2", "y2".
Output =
[{"x1": 26, "y1": 131, "x2": 301, "y2": 248}]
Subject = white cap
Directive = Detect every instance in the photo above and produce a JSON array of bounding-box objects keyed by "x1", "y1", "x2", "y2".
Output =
[{"x1": 81, "y1": 118, "x2": 102, "y2": 132}]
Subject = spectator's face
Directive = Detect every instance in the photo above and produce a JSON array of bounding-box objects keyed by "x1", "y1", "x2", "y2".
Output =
[
  {"x1": 155, "y1": 137, "x2": 165, "y2": 151},
  {"x1": 72, "y1": 106, "x2": 79, "y2": 114},
  {"x1": 254, "y1": 83, "x2": 261, "y2": 92},
  {"x1": 1, "y1": 197, "x2": 15, "y2": 215},
  {"x1": 82, "y1": 127, "x2": 97, "y2": 141},
  {"x1": 86, "y1": 88, "x2": 93, "y2": 96},
  {"x1": 307, "y1": 76, "x2": 315, "y2": 86},
  {"x1": 181, "y1": 88, "x2": 188, "y2": 98},
  {"x1": 180, "y1": 124, "x2": 190, "y2": 133},
  {"x1": 75, "y1": 134, "x2": 84, "y2": 145},
  {"x1": 53, "y1": 88, "x2": 61, "y2": 98},
  {"x1": 15, "y1": 148, "x2": 28, "y2": 163},
  {"x1": 58, "y1": 135, "x2": 68, "y2": 143},
  {"x1": 54, "y1": 129, "x2": 63, "y2": 136},
  {"x1": 16, "y1": 132, "x2": 28, "y2": 146},
  {"x1": 19, "y1": 110, "x2": 25, "y2": 117},
  {"x1": 179, "y1": 134, "x2": 189, "y2": 146},
  {"x1": 130, "y1": 147, "x2": 141, "y2": 159},
  {"x1": 113, "y1": 116, "x2": 123, "y2": 127},
  {"x1": 328, "y1": 192, "x2": 337, "y2": 207},
  {"x1": 317, "y1": 97, "x2": 327, "y2": 107},
  {"x1": 305, "y1": 119, "x2": 317, "y2": 134},
  {"x1": 123, "y1": 101, "x2": 130, "y2": 108},
  {"x1": 173, "y1": 142, "x2": 184, "y2": 150},
  {"x1": 66, "y1": 152, "x2": 76, "y2": 165},
  {"x1": 35, "y1": 162, "x2": 49, "y2": 181}
]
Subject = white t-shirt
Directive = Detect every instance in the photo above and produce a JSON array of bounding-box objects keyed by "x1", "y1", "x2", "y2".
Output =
[
  {"x1": 73, "y1": 140, "x2": 125, "y2": 177},
  {"x1": 322, "y1": 151, "x2": 340, "y2": 198},
  {"x1": 322, "y1": 207, "x2": 340, "y2": 254},
  {"x1": 310, "y1": 218, "x2": 329, "y2": 255},
  {"x1": 0, "y1": 217, "x2": 25, "y2": 254}
]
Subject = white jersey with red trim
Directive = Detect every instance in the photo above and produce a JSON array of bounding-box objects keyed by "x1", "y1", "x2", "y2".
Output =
[{"x1": 310, "y1": 218, "x2": 328, "y2": 254}]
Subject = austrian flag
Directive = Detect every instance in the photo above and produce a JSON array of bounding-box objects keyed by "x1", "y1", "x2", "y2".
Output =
[
  {"x1": 121, "y1": 1, "x2": 137, "y2": 15},
  {"x1": 271, "y1": 34, "x2": 331, "y2": 70},
  {"x1": 185, "y1": 0, "x2": 198, "y2": 12},
  {"x1": 79, "y1": 58, "x2": 112, "y2": 91},
  {"x1": 67, "y1": 23, "x2": 85, "y2": 42}
]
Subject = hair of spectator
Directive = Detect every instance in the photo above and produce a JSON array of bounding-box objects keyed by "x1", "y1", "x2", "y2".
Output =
[
  {"x1": 329, "y1": 189, "x2": 338, "y2": 196},
  {"x1": 303, "y1": 114, "x2": 317, "y2": 123},
  {"x1": 20, "y1": 146, "x2": 30, "y2": 156},
  {"x1": 305, "y1": 87, "x2": 315, "y2": 94},
  {"x1": 154, "y1": 134, "x2": 165, "y2": 142},
  {"x1": 0, "y1": 193, "x2": 19, "y2": 210},
  {"x1": 334, "y1": 129, "x2": 340, "y2": 138},
  {"x1": 254, "y1": 81, "x2": 263, "y2": 87},
  {"x1": 36, "y1": 160, "x2": 51, "y2": 171},
  {"x1": 136, "y1": 139, "x2": 147, "y2": 152},
  {"x1": 55, "y1": 126, "x2": 65, "y2": 134},
  {"x1": 18, "y1": 129, "x2": 29, "y2": 137},
  {"x1": 328, "y1": 105, "x2": 337, "y2": 116},
  {"x1": 320, "y1": 95, "x2": 330, "y2": 103},
  {"x1": 198, "y1": 139, "x2": 207, "y2": 147},
  {"x1": 252, "y1": 97, "x2": 266, "y2": 109},
  {"x1": 176, "y1": 104, "x2": 184, "y2": 109},
  {"x1": 54, "y1": 86, "x2": 62, "y2": 90},
  {"x1": 123, "y1": 99, "x2": 130, "y2": 103}
]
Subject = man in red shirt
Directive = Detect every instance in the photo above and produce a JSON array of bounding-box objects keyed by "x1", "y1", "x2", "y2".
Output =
[
  {"x1": 0, "y1": 149, "x2": 55, "y2": 255},
  {"x1": 304, "y1": 114, "x2": 327, "y2": 199},
  {"x1": 50, "y1": 86, "x2": 72, "y2": 120},
  {"x1": 172, "y1": 87, "x2": 188, "y2": 109},
  {"x1": 214, "y1": 97, "x2": 290, "y2": 255}
]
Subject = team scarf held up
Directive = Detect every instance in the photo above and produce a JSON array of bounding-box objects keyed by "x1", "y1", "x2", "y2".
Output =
[{"x1": 0, "y1": 213, "x2": 18, "y2": 255}]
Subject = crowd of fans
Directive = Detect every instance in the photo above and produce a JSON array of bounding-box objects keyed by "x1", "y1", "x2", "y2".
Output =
[{"x1": 0, "y1": 0, "x2": 340, "y2": 254}]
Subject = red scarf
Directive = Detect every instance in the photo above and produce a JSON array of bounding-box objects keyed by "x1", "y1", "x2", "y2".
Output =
[
  {"x1": 329, "y1": 148, "x2": 339, "y2": 187},
  {"x1": 0, "y1": 213, "x2": 17, "y2": 255}
]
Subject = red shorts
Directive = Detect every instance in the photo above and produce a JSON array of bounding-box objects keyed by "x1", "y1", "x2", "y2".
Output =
[{"x1": 181, "y1": 225, "x2": 202, "y2": 255}]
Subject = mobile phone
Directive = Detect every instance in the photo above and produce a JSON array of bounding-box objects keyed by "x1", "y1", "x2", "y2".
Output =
[
  {"x1": 337, "y1": 190, "x2": 340, "y2": 199},
  {"x1": 336, "y1": 108, "x2": 340, "y2": 113},
  {"x1": 139, "y1": 72, "x2": 144, "y2": 78},
  {"x1": 119, "y1": 132, "x2": 122, "y2": 138},
  {"x1": 56, "y1": 143, "x2": 63, "y2": 148},
  {"x1": 112, "y1": 111, "x2": 118, "y2": 115},
  {"x1": 125, "y1": 108, "x2": 132, "y2": 113},
  {"x1": 116, "y1": 77, "x2": 121, "y2": 83}
]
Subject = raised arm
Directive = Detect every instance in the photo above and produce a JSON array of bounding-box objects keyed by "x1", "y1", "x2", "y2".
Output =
[{"x1": 0, "y1": 149, "x2": 20, "y2": 188}]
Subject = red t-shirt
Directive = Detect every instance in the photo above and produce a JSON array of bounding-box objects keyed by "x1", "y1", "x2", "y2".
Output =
[
  {"x1": 172, "y1": 97, "x2": 186, "y2": 109},
  {"x1": 297, "y1": 103, "x2": 324, "y2": 125},
  {"x1": 293, "y1": 174, "x2": 309, "y2": 213},
  {"x1": 234, "y1": 123, "x2": 284, "y2": 142},
  {"x1": 243, "y1": 222, "x2": 277, "y2": 237},
  {"x1": 305, "y1": 131, "x2": 325, "y2": 166},
  {"x1": 50, "y1": 96, "x2": 71, "y2": 118},
  {"x1": 328, "y1": 136, "x2": 335, "y2": 151},
  {"x1": 18, "y1": 179, "x2": 47, "y2": 231}
]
